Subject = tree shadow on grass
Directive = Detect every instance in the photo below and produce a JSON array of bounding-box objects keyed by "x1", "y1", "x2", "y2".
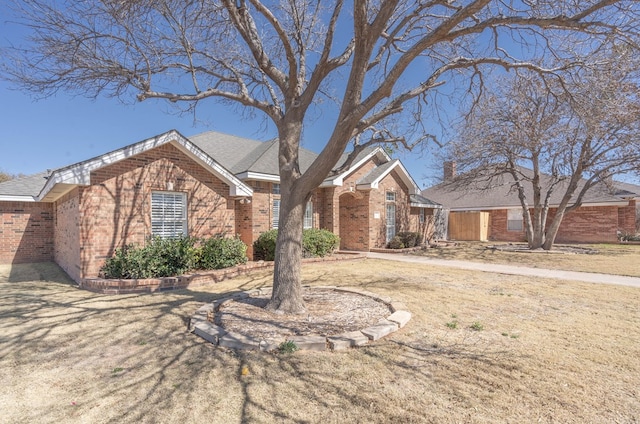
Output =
[{"x1": 1, "y1": 263, "x2": 529, "y2": 423}]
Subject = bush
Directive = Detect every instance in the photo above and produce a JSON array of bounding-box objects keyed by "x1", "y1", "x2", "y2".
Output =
[
  {"x1": 388, "y1": 235, "x2": 404, "y2": 249},
  {"x1": 396, "y1": 232, "x2": 421, "y2": 248},
  {"x1": 253, "y1": 228, "x2": 340, "y2": 261},
  {"x1": 253, "y1": 229, "x2": 279, "y2": 261},
  {"x1": 196, "y1": 236, "x2": 247, "y2": 269},
  {"x1": 101, "y1": 235, "x2": 247, "y2": 279},
  {"x1": 303, "y1": 228, "x2": 340, "y2": 258},
  {"x1": 143, "y1": 236, "x2": 198, "y2": 277}
]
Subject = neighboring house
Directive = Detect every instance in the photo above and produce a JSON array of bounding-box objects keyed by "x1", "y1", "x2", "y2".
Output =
[
  {"x1": 0, "y1": 130, "x2": 439, "y2": 283},
  {"x1": 422, "y1": 164, "x2": 639, "y2": 243}
]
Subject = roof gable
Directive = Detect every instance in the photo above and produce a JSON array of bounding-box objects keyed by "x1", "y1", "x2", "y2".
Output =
[{"x1": 0, "y1": 130, "x2": 253, "y2": 202}]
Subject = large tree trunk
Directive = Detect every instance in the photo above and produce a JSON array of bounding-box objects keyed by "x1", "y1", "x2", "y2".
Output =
[
  {"x1": 267, "y1": 193, "x2": 307, "y2": 314},
  {"x1": 542, "y1": 208, "x2": 566, "y2": 250},
  {"x1": 266, "y1": 120, "x2": 309, "y2": 314}
]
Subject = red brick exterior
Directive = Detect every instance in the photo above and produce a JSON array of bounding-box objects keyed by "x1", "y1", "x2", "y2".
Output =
[
  {"x1": 75, "y1": 143, "x2": 237, "y2": 278},
  {"x1": 54, "y1": 189, "x2": 82, "y2": 281},
  {"x1": 485, "y1": 200, "x2": 637, "y2": 243},
  {"x1": 0, "y1": 201, "x2": 54, "y2": 263}
]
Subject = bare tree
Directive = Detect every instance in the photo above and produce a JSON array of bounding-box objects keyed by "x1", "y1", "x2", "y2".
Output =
[
  {"x1": 3, "y1": 1, "x2": 639, "y2": 312},
  {"x1": 447, "y1": 52, "x2": 640, "y2": 250},
  {"x1": 0, "y1": 171, "x2": 12, "y2": 184}
]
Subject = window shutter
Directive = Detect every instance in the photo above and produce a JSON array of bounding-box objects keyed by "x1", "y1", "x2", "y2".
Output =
[{"x1": 151, "y1": 192, "x2": 187, "y2": 238}]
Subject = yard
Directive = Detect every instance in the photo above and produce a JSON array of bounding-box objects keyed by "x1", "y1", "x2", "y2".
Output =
[
  {"x1": 419, "y1": 242, "x2": 640, "y2": 277},
  {"x1": 1, "y1": 255, "x2": 639, "y2": 423}
]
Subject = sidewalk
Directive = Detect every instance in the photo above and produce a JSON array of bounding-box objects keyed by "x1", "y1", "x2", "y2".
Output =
[{"x1": 366, "y1": 252, "x2": 640, "y2": 288}]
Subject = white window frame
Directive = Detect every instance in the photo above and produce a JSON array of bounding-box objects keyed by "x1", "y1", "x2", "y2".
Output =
[
  {"x1": 272, "y1": 198, "x2": 280, "y2": 229},
  {"x1": 151, "y1": 191, "x2": 187, "y2": 238},
  {"x1": 386, "y1": 191, "x2": 396, "y2": 243},
  {"x1": 507, "y1": 208, "x2": 523, "y2": 231},
  {"x1": 304, "y1": 201, "x2": 314, "y2": 229},
  {"x1": 419, "y1": 208, "x2": 425, "y2": 224}
]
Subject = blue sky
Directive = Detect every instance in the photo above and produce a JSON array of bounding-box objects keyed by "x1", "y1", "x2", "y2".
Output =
[{"x1": 0, "y1": 4, "x2": 442, "y2": 188}]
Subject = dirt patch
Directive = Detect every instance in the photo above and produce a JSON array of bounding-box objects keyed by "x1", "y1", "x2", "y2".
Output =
[{"x1": 216, "y1": 287, "x2": 392, "y2": 343}]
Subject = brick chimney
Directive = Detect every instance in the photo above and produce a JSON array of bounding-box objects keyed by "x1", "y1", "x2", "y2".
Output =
[{"x1": 444, "y1": 161, "x2": 457, "y2": 180}]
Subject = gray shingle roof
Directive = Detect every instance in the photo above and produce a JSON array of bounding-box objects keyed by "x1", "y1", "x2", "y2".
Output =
[
  {"x1": 422, "y1": 167, "x2": 640, "y2": 210},
  {"x1": 0, "y1": 172, "x2": 50, "y2": 198},
  {"x1": 358, "y1": 159, "x2": 398, "y2": 185},
  {"x1": 189, "y1": 131, "x2": 318, "y2": 176},
  {"x1": 1, "y1": 130, "x2": 420, "y2": 199}
]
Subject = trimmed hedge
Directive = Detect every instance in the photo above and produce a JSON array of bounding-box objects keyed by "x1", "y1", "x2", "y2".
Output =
[
  {"x1": 100, "y1": 235, "x2": 247, "y2": 279},
  {"x1": 253, "y1": 229, "x2": 340, "y2": 261},
  {"x1": 302, "y1": 228, "x2": 340, "y2": 258}
]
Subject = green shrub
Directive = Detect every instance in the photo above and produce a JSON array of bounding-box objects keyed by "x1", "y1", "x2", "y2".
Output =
[
  {"x1": 101, "y1": 235, "x2": 247, "y2": 279},
  {"x1": 303, "y1": 228, "x2": 340, "y2": 258},
  {"x1": 196, "y1": 236, "x2": 247, "y2": 269},
  {"x1": 388, "y1": 235, "x2": 404, "y2": 249},
  {"x1": 253, "y1": 228, "x2": 340, "y2": 261},
  {"x1": 253, "y1": 229, "x2": 279, "y2": 261},
  {"x1": 100, "y1": 244, "x2": 147, "y2": 279},
  {"x1": 142, "y1": 236, "x2": 198, "y2": 277}
]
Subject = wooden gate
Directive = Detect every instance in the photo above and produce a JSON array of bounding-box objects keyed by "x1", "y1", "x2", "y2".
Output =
[{"x1": 448, "y1": 211, "x2": 489, "y2": 241}]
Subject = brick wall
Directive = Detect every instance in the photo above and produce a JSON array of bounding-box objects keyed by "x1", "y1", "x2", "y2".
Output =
[
  {"x1": 617, "y1": 200, "x2": 637, "y2": 235},
  {"x1": 0, "y1": 201, "x2": 54, "y2": 264},
  {"x1": 369, "y1": 171, "x2": 410, "y2": 248},
  {"x1": 331, "y1": 161, "x2": 412, "y2": 250},
  {"x1": 338, "y1": 191, "x2": 370, "y2": 250},
  {"x1": 552, "y1": 206, "x2": 619, "y2": 243},
  {"x1": 54, "y1": 188, "x2": 82, "y2": 282},
  {"x1": 487, "y1": 203, "x2": 629, "y2": 244},
  {"x1": 488, "y1": 209, "x2": 526, "y2": 242},
  {"x1": 78, "y1": 143, "x2": 236, "y2": 279}
]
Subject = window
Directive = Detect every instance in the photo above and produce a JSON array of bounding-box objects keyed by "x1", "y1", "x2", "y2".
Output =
[
  {"x1": 151, "y1": 191, "x2": 187, "y2": 238},
  {"x1": 272, "y1": 199, "x2": 280, "y2": 229},
  {"x1": 272, "y1": 183, "x2": 280, "y2": 194},
  {"x1": 507, "y1": 208, "x2": 523, "y2": 231},
  {"x1": 419, "y1": 208, "x2": 425, "y2": 224},
  {"x1": 304, "y1": 202, "x2": 313, "y2": 229},
  {"x1": 386, "y1": 191, "x2": 396, "y2": 242}
]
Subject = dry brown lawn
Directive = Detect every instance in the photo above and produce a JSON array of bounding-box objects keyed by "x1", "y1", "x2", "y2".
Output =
[
  {"x1": 420, "y1": 242, "x2": 640, "y2": 277},
  {"x1": 1, "y1": 259, "x2": 639, "y2": 423}
]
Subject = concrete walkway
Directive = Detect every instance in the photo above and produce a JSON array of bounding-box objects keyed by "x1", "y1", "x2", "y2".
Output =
[{"x1": 366, "y1": 252, "x2": 640, "y2": 288}]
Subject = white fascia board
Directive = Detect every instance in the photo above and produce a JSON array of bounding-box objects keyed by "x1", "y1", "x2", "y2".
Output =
[
  {"x1": 356, "y1": 160, "x2": 421, "y2": 195},
  {"x1": 235, "y1": 172, "x2": 281, "y2": 183},
  {"x1": 37, "y1": 130, "x2": 253, "y2": 201},
  {"x1": 37, "y1": 130, "x2": 182, "y2": 201},
  {"x1": 0, "y1": 195, "x2": 36, "y2": 202},
  {"x1": 171, "y1": 139, "x2": 253, "y2": 197},
  {"x1": 395, "y1": 161, "x2": 421, "y2": 195},
  {"x1": 411, "y1": 202, "x2": 442, "y2": 209},
  {"x1": 324, "y1": 147, "x2": 388, "y2": 187}
]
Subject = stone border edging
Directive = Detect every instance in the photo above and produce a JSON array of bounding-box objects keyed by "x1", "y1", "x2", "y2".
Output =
[{"x1": 190, "y1": 286, "x2": 411, "y2": 352}]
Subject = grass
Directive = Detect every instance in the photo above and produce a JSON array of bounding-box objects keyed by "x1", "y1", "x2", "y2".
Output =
[
  {"x1": 419, "y1": 241, "x2": 640, "y2": 277},
  {"x1": 1, "y1": 259, "x2": 640, "y2": 423}
]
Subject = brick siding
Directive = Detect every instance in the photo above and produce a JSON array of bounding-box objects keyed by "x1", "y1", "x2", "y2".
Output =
[
  {"x1": 0, "y1": 201, "x2": 54, "y2": 264},
  {"x1": 78, "y1": 143, "x2": 236, "y2": 279},
  {"x1": 487, "y1": 202, "x2": 636, "y2": 243},
  {"x1": 54, "y1": 188, "x2": 82, "y2": 282}
]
